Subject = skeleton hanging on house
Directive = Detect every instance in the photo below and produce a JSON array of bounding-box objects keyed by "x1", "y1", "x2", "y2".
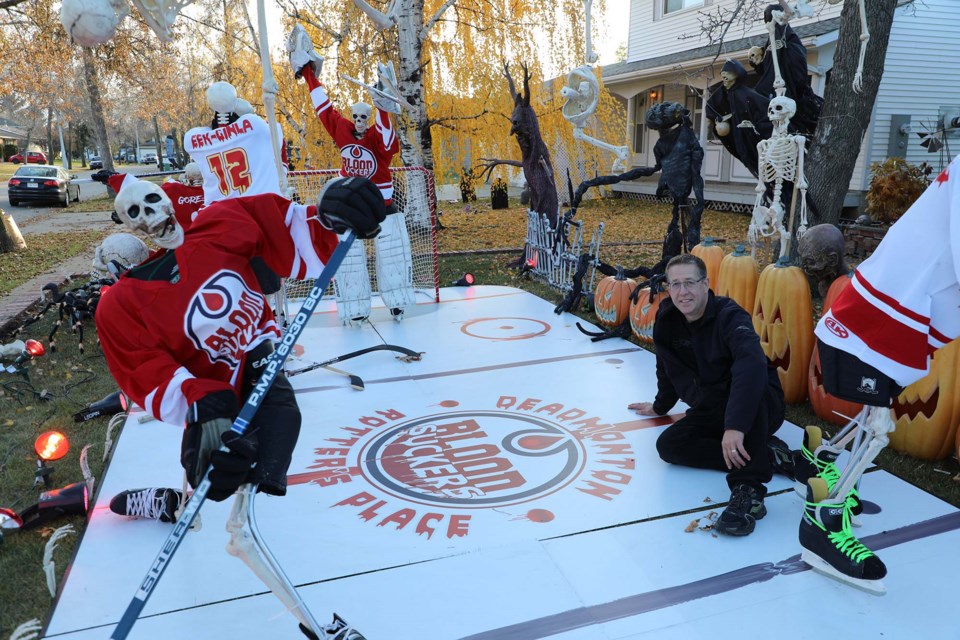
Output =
[
  {"x1": 828, "y1": 0, "x2": 869, "y2": 92},
  {"x1": 748, "y1": 95, "x2": 808, "y2": 260}
]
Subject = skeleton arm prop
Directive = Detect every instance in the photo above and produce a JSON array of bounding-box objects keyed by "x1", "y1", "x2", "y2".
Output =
[
  {"x1": 853, "y1": 0, "x2": 869, "y2": 93},
  {"x1": 43, "y1": 524, "x2": 74, "y2": 597},
  {"x1": 766, "y1": 19, "x2": 786, "y2": 96},
  {"x1": 582, "y1": 0, "x2": 599, "y2": 64},
  {"x1": 572, "y1": 129, "x2": 631, "y2": 172}
]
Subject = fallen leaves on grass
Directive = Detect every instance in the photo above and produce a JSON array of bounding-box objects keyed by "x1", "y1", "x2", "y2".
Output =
[{"x1": 0, "y1": 230, "x2": 110, "y2": 296}]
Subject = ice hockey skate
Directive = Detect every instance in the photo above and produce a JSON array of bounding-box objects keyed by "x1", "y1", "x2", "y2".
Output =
[
  {"x1": 109, "y1": 488, "x2": 184, "y2": 524},
  {"x1": 299, "y1": 613, "x2": 367, "y2": 640},
  {"x1": 800, "y1": 478, "x2": 886, "y2": 595},
  {"x1": 794, "y1": 425, "x2": 863, "y2": 517}
]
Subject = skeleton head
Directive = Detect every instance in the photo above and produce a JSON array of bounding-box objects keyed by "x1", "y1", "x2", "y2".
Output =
[
  {"x1": 764, "y1": 3, "x2": 789, "y2": 26},
  {"x1": 181, "y1": 162, "x2": 202, "y2": 187},
  {"x1": 767, "y1": 96, "x2": 797, "y2": 124},
  {"x1": 351, "y1": 102, "x2": 372, "y2": 134},
  {"x1": 747, "y1": 46, "x2": 765, "y2": 67},
  {"x1": 720, "y1": 59, "x2": 746, "y2": 90},
  {"x1": 92, "y1": 233, "x2": 149, "y2": 278},
  {"x1": 114, "y1": 181, "x2": 183, "y2": 250},
  {"x1": 206, "y1": 81, "x2": 252, "y2": 128}
]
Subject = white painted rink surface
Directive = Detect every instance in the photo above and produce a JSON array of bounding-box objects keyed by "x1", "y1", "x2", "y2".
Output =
[{"x1": 46, "y1": 287, "x2": 960, "y2": 639}]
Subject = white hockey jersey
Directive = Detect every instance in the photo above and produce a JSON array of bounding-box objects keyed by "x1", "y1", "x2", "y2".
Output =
[
  {"x1": 815, "y1": 155, "x2": 960, "y2": 386},
  {"x1": 184, "y1": 114, "x2": 285, "y2": 204}
]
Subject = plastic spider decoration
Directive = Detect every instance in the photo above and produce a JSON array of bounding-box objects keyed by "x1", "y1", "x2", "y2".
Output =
[{"x1": 14, "y1": 279, "x2": 114, "y2": 354}]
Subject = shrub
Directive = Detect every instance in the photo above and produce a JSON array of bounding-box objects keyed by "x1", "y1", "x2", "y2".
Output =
[{"x1": 865, "y1": 157, "x2": 932, "y2": 224}]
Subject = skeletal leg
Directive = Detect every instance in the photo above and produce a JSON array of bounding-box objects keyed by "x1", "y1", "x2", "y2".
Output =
[
  {"x1": 333, "y1": 236, "x2": 371, "y2": 327},
  {"x1": 226, "y1": 484, "x2": 323, "y2": 635},
  {"x1": 374, "y1": 211, "x2": 415, "y2": 320}
]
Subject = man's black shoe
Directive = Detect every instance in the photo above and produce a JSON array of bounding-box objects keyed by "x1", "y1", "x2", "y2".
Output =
[
  {"x1": 715, "y1": 484, "x2": 766, "y2": 536},
  {"x1": 768, "y1": 435, "x2": 796, "y2": 480}
]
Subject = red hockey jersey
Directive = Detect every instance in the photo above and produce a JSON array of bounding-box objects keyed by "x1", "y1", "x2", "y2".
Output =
[
  {"x1": 304, "y1": 66, "x2": 399, "y2": 204},
  {"x1": 108, "y1": 173, "x2": 204, "y2": 231},
  {"x1": 96, "y1": 193, "x2": 339, "y2": 427}
]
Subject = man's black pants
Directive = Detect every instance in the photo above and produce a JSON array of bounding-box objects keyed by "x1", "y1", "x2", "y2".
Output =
[{"x1": 655, "y1": 386, "x2": 785, "y2": 496}]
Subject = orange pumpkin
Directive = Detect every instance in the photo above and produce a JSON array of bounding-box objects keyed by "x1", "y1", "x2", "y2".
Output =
[
  {"x1": 715, "y1": 244, "x2": 758, "y2": 313},
  {"x1": 629, "y1": 286, "x2": 669, "y2": 344},
  {"x1": 822, "y1": 271, "x2": 854, "y2": 311},
  {"x1": 752, "y1": 259, "x2": 814, "y2": 404},
  {"x1": 808, "y1": 272, "x2": 862, "y2": 425},
  {"x1": 888, "y1": 338, "x2": 960, "y2": 461},
  {"x1": 691, "y1": 237, "x2": 723, "y2": 288},
  {"x1": 593, "y1": 272, "x2": 637, "y2": 328}
]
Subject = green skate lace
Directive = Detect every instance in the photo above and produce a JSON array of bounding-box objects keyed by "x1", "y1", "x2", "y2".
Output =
[
  {"x1": 806, "y1": 495, "x2": 875, "y2": 563},
  {"x1": 803, "y1": 446, "x2": 859, "y2": 500}
]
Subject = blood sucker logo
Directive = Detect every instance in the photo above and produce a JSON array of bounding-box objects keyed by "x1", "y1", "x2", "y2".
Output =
[
  {"x1": 185, "y1": 270, "x2": 265, "y2": 368},
  {"x1": 290, "y1": 396, "x2": 665, "y2": 540},
  {"x1": 340, "y1": 145, "x2": 377, "y2": 178}
]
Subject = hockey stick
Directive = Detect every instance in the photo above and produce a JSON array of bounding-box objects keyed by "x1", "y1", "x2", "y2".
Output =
[
  {"x1": 285, "y1": 343, "x2": 423, "y2": 377},
  {"x1": 110, "y1": 232, "x2": 357, "y2": 640},
  {"x1": 72, "y1": 170, "x2": 183, "y2": 185},
  {"x1": 323, "y1": 365, "x2": 364, "y2": 390}
]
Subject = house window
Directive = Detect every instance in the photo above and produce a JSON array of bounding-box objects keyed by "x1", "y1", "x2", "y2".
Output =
[
  {"x1": 664, "y1": 0, "x2": 704, "y2": 15},
  {"x1": 633, "y1": 86, "x2": 663, "y2": 154}
]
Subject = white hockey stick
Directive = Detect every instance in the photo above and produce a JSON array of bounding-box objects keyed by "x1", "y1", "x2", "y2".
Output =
[{"x1": 110, "y1": 233, "x2": 357, "y2": 640}]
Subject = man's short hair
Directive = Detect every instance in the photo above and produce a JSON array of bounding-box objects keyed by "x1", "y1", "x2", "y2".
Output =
[{"x1": 665, "y1": 253, "x2": 707, "y2": 280}]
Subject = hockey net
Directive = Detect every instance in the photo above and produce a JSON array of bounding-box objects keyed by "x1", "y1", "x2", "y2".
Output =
[{"x1": 283, "y1": 166, "x2": 440, "y2": 303}]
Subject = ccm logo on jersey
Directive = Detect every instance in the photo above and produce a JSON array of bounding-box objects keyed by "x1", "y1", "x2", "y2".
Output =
[
  {"x1": 341, "y1": 145, "x2": 377, "y2": 177},
  {"x1": 185, "y1": 271, "x2": 265, "y2": 368},
  {"x1": 823, "y1": 317, "x2": 849, "y2": 339}
]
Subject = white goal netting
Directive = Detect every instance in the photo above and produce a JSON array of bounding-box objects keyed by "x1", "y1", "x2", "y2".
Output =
[{"x1": 283, "y1": 166, "x2": 440, "y2": 303}]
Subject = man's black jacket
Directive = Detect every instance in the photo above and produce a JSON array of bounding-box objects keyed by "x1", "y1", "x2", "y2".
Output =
[{"x1": 651, "y1": 291, "x2": 783, "y2": 433}]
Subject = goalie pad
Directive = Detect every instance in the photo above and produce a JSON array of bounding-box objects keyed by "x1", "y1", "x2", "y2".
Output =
[
  {"x1": 375, "y1": 211, "x2": 415, "y2": 319},
  {"x1": 333, "y1": 236, "x2": 371, "y2": 326}
]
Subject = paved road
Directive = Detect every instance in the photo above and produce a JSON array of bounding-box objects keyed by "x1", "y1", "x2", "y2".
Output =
[{"x1": 1, "y1": 166, "x2": 110, "y2": 226}]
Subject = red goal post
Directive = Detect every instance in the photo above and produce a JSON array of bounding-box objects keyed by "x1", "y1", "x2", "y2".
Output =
[{"x1": 284, "y1": 166, "x2": 440, "y2": 303}]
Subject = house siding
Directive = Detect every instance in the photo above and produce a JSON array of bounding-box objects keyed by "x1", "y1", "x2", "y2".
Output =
[
  {"x1": 627, "y1": 0, "x2": 842, "y2": 62},
  {"x1": 862, "y1": 0, "x2": 960, "y2": 187}
]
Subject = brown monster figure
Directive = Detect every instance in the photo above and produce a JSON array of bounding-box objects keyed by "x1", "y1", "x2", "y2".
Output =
[{"x1": 797, "y1": 223, "x2": 849, "y2": 296}]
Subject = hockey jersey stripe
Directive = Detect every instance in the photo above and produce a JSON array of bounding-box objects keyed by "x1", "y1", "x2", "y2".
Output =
[
  {"x1": 854, "y1": 271, "x2": 929, "y2": 328},
  {"x1": 286, "y1": 202, "x2": 326, "y2": 278},
  {"x1": 146, "y1": 366, "x2": 193, "y2": 427},
  {"x1": 826, "y1": 285, "x2": 929, "y2": 371}
]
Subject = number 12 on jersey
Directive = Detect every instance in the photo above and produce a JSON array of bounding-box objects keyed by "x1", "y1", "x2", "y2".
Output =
[{"x1": 208, "y1": 148, "x2": 252, "y2": 196}]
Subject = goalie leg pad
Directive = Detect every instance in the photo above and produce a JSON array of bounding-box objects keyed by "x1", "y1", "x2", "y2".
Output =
[
  {"x1": 333, "y1": 236, "x2": 371, "y2": 326},
  {"x1": 375, "y1": 210, "x2": 415, "y2": 320}
]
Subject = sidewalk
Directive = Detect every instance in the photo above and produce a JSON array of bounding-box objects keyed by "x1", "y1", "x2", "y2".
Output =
[{"x1": 0, "y1": 209, "x2": 114, "y2": 337}]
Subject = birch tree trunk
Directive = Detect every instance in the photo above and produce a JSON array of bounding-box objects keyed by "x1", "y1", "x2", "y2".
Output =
[
  {"x1": 805, "y1": 0, "x2": 898, "y2": 226},
  {"x1": 395, "y1": 0, "x2": 429, "y2": 169},
  {"x1": 82, "y1": 47, "x2": 114, "y2": 171}
]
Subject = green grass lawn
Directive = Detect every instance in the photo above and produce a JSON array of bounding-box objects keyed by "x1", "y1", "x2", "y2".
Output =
[{"x1": 0, "y1": 195, "x2": 957, "y2": 635}]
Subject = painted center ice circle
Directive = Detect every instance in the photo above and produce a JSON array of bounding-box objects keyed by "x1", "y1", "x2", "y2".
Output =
[
  {"x1": 360, "y1": 411, "x2": 586, "y2": 508},
  {"x1": 460, "y1": 317, "x2": 550, "y2": 341}
]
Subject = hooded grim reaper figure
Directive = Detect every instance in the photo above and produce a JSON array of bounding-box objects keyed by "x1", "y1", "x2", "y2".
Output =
[{"x1": 706, "y1": 59, "x2": 772, "y2": 179}]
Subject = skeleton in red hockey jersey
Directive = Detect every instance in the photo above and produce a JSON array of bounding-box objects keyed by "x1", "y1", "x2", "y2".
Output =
[
  {"x1": 96, "y1": 178, "x2": 384, "y2": 503},
  {"x1": 288, "y1": 23, "x2": 415, "y2": 325}
]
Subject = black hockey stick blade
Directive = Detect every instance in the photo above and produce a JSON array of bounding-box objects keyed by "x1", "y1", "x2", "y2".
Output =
[
  {"x1": 286, "y1": 343, "x2": 422, "y2": 377},
  {"x1": 323, "y1": 365, "x2": 365, "y2": 390}
]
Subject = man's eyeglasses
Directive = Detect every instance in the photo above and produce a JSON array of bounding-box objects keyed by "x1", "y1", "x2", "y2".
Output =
[{"x1": 666, "y1": 277, "x2": 706, "y2": 293}]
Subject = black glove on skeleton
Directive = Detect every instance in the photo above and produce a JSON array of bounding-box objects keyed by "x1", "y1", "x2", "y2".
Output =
[
  {"x1": 180, "y1": 390, "x2": 258, "y2": 501},
  {"x1": 317, "y1": 176, "x2": 387, "y2": 240}
]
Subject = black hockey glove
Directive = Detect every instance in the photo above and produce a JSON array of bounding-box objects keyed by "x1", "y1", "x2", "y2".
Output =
[
  {"x1": 317, "y1": 176, "x2": 387, "y2": 240},
  {"x1": 91, "y1": 169, "x2": 118, "y2": 184},
  {"x1": 181, "y1": 390, "x2": 258, "y2": 501}
]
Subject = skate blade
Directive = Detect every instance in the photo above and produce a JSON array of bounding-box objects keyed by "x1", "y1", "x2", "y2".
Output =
[{"x1": 801, "y1": 549, "x2": 886, "y2": 595}]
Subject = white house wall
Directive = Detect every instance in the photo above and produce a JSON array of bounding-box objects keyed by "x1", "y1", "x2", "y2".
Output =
[
  {"x1": 627, "y1": 0, "x2": 842, "y2": 62},
  {"x1": 865, "y1": 0, "x2": 960, "y2": 184}
]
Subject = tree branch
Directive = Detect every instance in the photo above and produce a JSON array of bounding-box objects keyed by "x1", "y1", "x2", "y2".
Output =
[{"x1": 421, "y1": 0, "x2": 457, "y2": 39}]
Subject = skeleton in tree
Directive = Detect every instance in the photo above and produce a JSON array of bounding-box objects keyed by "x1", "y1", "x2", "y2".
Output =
[
  {"x1": 748, "y1": 3, "x2": 823, "y2": 137},
  {"x1": 706, "y1": 59, "x2": 772, "y2": 180}
]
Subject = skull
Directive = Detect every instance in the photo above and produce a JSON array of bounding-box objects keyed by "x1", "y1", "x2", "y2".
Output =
[
  {"x1": 181, "y1": 162, "x2": 202, "y2": 187},
  {"x1": 767, "y1": 96, "x2": 797, "y2": 124},
  {"x1": 351, "y1": 102, "x2": 372, "y2": 134},
  {"x1": 720, "y1": 70, "x2": 738, "y2": 90},
  {"x1": 747, "y1": 46, "x2": 765, "y2": 67},
  {"x1": 114, "y1": 181, "x2": 183, "y2": 250},
  {"x1": 92, "y1": 233, "x2": 149, "y2": 277}
]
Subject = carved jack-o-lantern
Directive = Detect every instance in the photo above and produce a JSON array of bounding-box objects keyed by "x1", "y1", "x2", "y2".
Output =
[
  {"x1": 594, "y1": 271, "x2": 637, "y2": 328},
  {"x1": 808, "y1": 272, "x2": 862, "y2": 425},
  {"x1": 752, "y1": 259, "x2": 814, "y2": 404},
  {"x1": 691, "y1": 237, "x2": 723, "y2": 287},
  {"x1": 888, "y1": 338, "x2": 960, "y2": 461},
  {"x1": 629, "y1": 286, "x2": 669, "y2": 345},
  {"x1": 716, "y1": 244, "x2": 758, "y2": 313}
]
